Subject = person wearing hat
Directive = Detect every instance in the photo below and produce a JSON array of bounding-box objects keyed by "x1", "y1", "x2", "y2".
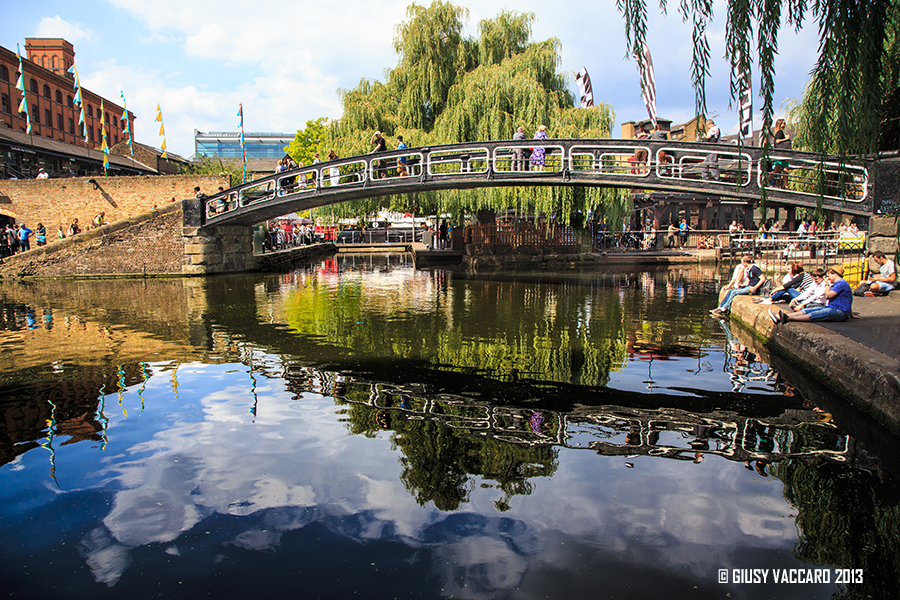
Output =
[
  {"x1": 36, "y1": 168, "x2": 49, "y2": 179},
  {"x1": 769, "y1": 264, "x2": 853, "y2": 324}
]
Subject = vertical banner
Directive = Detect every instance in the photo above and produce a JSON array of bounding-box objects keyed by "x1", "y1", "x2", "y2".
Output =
[
  {"x1": 15, "y1": 45, "x2": 31, "y2": 134},
  {"x1": 237, "y1": 103, "x2": 246, "y2": 182},
  {"x1": 635, "y1": 42, "x2": 657, "y2": 128},
  {"x1": 120, "y1": 91, "x2": 134, "y2": 157},
  {"x1": 737, "y1": 57, "x2": 753, "y2": 142},
  {"x1": 67, "y1": 63, "x2": 89, "y2": 144},
  {"x1": 156, "y1": 104, "x2": 168, "y2": 161},
  {"x1": 575, "y1": 67, "x2": 594, "y2": 108},
  {"x1": 100, "y1": 100, "x2": 109, "y2": 173}
]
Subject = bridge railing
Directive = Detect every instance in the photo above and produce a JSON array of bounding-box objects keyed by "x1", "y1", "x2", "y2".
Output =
[
  {"x1": 199, "y1": 139, "x2": 874, "y2": 225},
  {"x1": 465, "y1": 222, "x2": 579, "y2": 247}
]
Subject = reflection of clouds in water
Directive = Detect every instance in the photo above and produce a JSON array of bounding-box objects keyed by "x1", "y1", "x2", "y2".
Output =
[
  {"x1": 228, "y1": 529, "x2": 283, "y2": 552},
  {"x1": 83, "y1": 376, "x2": 799, "y2": 590},
  {"x1": 78, "y1": 528, "x2": 132, "y2": 587},
  {"x1": 433, "y1": 536, "x2": 529, "y2": 600}
]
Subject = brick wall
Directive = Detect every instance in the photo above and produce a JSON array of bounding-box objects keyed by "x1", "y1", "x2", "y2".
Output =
[
  {"x1": 0, "y1": 202, "x2": 187, "y2": 277},
  {"x1": 0, "y1": 174, "x2": 228, "y2": 233}
]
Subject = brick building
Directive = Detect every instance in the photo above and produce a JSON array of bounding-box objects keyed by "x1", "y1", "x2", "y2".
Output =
[{"x1": 1, "y1": 38, "x2": 143, "y2": 178}]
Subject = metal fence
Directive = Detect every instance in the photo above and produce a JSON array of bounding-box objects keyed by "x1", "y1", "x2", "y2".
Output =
[{"x1": 466, "y1": 223, "x2": 579, "y2": 247}]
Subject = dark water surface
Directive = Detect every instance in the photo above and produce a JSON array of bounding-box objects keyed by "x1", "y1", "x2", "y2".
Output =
[{"x1": 1, "y1": 254, "x2": 898, "y2": 600}]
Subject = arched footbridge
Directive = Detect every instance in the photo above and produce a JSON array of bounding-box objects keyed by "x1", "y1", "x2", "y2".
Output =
[{"x1": 199, "y1": 138, "x2": 874, "y2": 227}]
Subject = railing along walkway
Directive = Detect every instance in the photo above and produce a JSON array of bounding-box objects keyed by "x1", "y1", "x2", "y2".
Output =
[{"x1": 199, "y1": 139, "x2": 874, "y2": 227}]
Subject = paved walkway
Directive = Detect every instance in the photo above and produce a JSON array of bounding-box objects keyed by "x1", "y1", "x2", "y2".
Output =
[{"x1": 818, "y1": 294, "x2": 900, "y2": 360}]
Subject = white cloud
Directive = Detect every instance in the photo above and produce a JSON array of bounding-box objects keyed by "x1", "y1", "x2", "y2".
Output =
[{"x1": 35, "y1": 15, "x2": 94, "y2": 42}]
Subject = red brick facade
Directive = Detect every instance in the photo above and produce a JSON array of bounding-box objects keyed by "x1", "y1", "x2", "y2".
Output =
[{"x1": 0, "y1": 39, "x2": 135, "y2": 150}]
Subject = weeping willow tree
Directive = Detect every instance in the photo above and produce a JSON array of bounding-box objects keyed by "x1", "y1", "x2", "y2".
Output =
[
  {"x1": 619, "y1": 0, "x2": 896, "y2": 158},
  {"x1": 786, "y1": 1, "x2": 900, "y2": 156},
  {"x1": 311, "y1": 1, "x2": 630, "y2": 228},
  {"x1": 618, "y1": 0, "x2": 900, "y2": 217}
]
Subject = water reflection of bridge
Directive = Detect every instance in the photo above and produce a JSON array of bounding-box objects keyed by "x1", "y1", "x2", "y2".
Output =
[{"x1": 284, "y1": 367, "x2": 862, "y2": 471}]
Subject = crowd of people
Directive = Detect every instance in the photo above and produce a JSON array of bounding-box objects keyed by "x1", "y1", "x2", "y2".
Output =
[{"x1": 708, "y1": 250, "x2": 895, "y2": 325}]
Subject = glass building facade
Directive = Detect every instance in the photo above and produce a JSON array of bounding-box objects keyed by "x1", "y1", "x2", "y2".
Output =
[{"x1": 194, "y1": 131, "x2": 294, "y2": 160}]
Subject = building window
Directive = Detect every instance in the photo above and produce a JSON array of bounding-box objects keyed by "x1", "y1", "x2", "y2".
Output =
[
  {"x1": 31, "y1": 104, "x2": 38, "y2": 119},
  {"x1": 67, "y1": 95, "x2": 73, "y2": 107},
  {"x1": 105, "y1": 113, "x2": 110, "y2": 124},
  {"x1": 68, "y1": 117, "x2": 74, "y2": 134},
  {"x1": 57, "y1": 113, "x2": 63, "y2": 130},
  {"x1": 114, "y1": 135, "x2": 118, "y2": 144},
  {"x1": 55, "y1": 90, "x2": 62, "y2": 103},
  {"x1": 1, "y1": 93, "x2": 9, "y2": 114},
  {"x1": 30, "y1": 79, "x2": 38, "y2": 94},
  {"x1": 88, "y1": 127, "x2": 94, "y2": 142},
  {"x1": 45, "y1": 109, "x2": 51, "y2": 127},
  {"x1": 87, "y1": 105, "x2": 93, "y2": 118},
  {"x1": 0, "y1": 65, "x2": 8, "y2": 81},
  {"x1": 43, "y1": 84, "x2": 51, "y2": 99}
]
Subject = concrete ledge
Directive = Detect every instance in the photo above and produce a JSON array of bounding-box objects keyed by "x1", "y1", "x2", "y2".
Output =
[{"x1": 728, "y1": 296, "x2": 900, "y2": 435}]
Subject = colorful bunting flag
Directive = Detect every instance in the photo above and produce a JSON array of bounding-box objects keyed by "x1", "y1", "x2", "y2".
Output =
[
  {"x1": 67, "y1": 63, "x2": 89, "y2": 144},
  {"x1": 100, "y1": 100, "x2": 109, "y2": 173},
  {"x1": 15, "y1": 45, "x2": 31, "y2": 134},
  {"x1": 120, "y1": 91, "x2": 134, "y2": 157},
  {"x1": 155, "y1": 104, "x2": 168, "y2": 161}
]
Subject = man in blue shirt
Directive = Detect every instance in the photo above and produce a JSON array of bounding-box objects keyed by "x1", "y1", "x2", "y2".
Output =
[
  {"x1": 17, "y1": 224, "x2": 33, "y2": 253},
  {"x1": 770, "y1": 264, "x2": 852, "y2": 324}
]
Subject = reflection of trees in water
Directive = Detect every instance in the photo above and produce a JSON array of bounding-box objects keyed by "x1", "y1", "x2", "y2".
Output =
[
  {"x1": 777, "y1": 458, "x2": 900, "y2": 600},
  {"x1": 282, "y1": 367, "x2": 871, "y2": 513}
]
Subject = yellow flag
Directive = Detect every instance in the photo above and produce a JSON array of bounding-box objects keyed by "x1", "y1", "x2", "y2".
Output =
[
  {"x1": 159, "y1": 123, "x2": 165, "y2": 136},
  {"x1": 156, "y1": 104, "x2": 163, "y2": 122}
]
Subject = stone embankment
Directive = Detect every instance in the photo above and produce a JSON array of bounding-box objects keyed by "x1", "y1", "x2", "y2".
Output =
[
  {"x1": 0, "y1": 202, "x2": 186, "y2": 278},
  {"x1": 727, "y1": 294, "x2": 900, "y2": 435}
]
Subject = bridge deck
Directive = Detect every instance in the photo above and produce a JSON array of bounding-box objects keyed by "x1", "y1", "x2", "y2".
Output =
[{"x1": 200, "y1": 139, "x2": 873, "y2": 227}]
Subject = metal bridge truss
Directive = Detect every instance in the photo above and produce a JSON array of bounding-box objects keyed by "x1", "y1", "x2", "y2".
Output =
[{"x1": 200, "y1": 139, "x2": 873, "y2": 227}]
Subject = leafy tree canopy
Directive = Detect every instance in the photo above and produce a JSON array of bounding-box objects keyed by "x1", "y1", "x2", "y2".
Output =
[
  {"x1": 308, "y1": 1, "x2": 630, "y2": 228},
  {"x1": 618, "y1": 0, "x2": 899, "y2": 158},
  {"x1": 285, "y1": 117, "x2": 327, "y2": 166}
]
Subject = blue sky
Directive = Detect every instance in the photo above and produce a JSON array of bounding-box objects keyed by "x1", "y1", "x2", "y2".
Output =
[{"x1": 3, "y1": 0, "x2": 822, "y2": 158}]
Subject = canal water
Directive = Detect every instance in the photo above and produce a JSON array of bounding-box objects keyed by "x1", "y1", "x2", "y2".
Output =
[{"x1": 1, "y1": 254, "x2": 898, "y2": 599}]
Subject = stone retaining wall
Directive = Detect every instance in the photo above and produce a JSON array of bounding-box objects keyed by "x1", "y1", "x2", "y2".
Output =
[
  {"x1": 727, "y1": 295, "x2": 900, "y2": 435},
  {"x1": 0, "y1": 174, "x2": 228, "y2": 233},
  {"x1": 868, "y1": 215, "x2": 899, "y2": 256},
  {"x1": 0, "y1": 202, "x2": 186, "y2": 278}
]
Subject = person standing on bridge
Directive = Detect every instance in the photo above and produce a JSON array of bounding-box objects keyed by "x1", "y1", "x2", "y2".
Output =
[
  {"x1": 512, "y1": 126, "x2": 528, "y2": 171},
  {"x1": 701, "y1": 119, "x2": 721, "y2": 181},
  {"x1": 396, "y1": 135, "x2": 409, "y2": 177},
  {"x1": 370, "y1": 131, "x2": 388, "y2": 179},
  {"x1": 530, "y1": 125, "x2": 549, "y2": 171}
]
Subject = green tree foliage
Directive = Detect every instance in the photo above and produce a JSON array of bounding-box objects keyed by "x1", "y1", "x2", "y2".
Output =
[
  {"x1": 314, "y1": 1, "x2": 630, "y2": 227},
  {"x1": 618, "y1": 0, "x2": 899, "y2": 158},
  {"x1": 189, "y1": 154, "x2": 247, "y2": 187},
  {"x1": 786, "y1": 1, "x2": 900, "y2": 156},
  {"x1": 285, "y1": 117, "x2": 327, "y2": 166}
]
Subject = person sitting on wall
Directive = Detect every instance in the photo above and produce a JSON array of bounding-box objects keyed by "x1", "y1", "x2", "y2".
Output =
[
  {"x1": 769, "y1": 265, "x2": 853, "y2": 324},
  {"x1": 711, "y1": 254, "x2": 766, "y2": 317},
  {"x1": 787, "y1": 268, "x2": 828, "y2": 311},
  {"x1": 855, "y1": 251, "x2": 896, "y2": 296},
  {"x1": 760, "y1": 261, "x2": 813, "y2": 304}
]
